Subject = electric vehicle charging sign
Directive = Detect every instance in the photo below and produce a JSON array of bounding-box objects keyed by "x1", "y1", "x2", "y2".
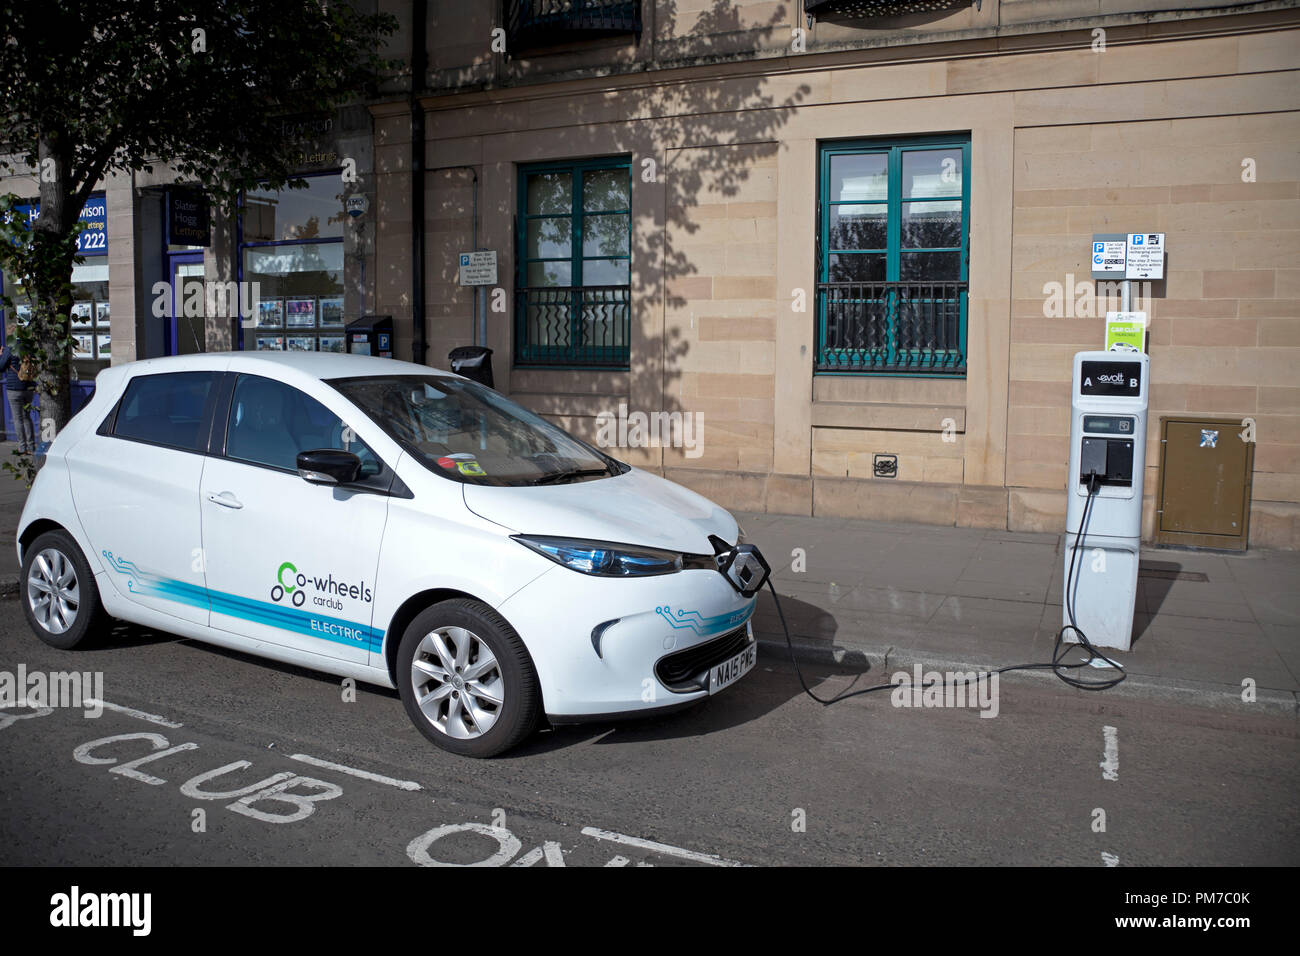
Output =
[{"x1": 1125, "y1": 233, "x2": 1165, "y2": 280}]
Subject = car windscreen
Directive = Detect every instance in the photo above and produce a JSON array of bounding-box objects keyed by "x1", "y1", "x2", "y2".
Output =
[{"x1": 328, "y1": 374, "x2": 625, "y2": 487}]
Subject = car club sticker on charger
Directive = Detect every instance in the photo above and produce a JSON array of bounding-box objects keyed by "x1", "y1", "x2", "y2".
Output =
[{"x1": 435, "y1": 453, "x2": 486, "y2": 477}]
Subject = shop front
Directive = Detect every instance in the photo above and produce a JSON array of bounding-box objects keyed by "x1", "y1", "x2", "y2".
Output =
[
  {"x1": 164, "y1": 185, "x2": 211, "y2": 356},
  {"x1": 1, "y1": 193, "x2": 108, "y2": 440},
  {"x1": 238, "y1": 172, "x2": 348, "y2": 353}
]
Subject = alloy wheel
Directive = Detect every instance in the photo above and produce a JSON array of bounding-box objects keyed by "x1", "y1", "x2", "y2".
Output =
[
  {"x1": 410, "y1": 626, "x2": 505, "y2": 739},
  {"x1": 27, "y1": 548, "x2": 80, "y2": 635}
]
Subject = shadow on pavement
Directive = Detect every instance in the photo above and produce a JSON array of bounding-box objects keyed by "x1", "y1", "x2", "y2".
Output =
[{"x1": 1133, "y1": 558, "x2": 1181, "y2": 644}]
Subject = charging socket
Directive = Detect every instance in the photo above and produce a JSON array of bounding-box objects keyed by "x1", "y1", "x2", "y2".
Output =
[{"x1": 1080, "y1": 437, "x2": 1134, "y2": 487}]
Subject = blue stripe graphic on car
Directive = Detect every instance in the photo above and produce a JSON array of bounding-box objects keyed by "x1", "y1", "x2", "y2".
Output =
[
  {"x1": 101, "y1": 551, "x2": 383, "y2": 653},
  {"x1": 654, "y1": 603, "x2": 753, "y2": 636}
]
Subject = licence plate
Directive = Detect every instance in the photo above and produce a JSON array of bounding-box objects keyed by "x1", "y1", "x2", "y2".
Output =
[{"x1": 709, "y1": 640, "x2": 756, "y2": 694}]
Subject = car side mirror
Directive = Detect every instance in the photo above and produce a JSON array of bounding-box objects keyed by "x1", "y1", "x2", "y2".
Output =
[{"x1": 297, "y1": 449, "x2": 362, "y2": 485}]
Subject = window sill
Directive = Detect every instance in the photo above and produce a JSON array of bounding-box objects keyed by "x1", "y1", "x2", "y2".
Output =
[
  {"x1": 811, "y1": 401, "x2": 965, "y2": 433},
  {"x1": 813, "y1": 373, "x2": 966, "y2": 409}
]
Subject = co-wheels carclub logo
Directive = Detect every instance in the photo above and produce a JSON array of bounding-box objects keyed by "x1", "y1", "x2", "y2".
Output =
[{"x1": 271, "y1": 561, "x2": 373, "y2": 611}]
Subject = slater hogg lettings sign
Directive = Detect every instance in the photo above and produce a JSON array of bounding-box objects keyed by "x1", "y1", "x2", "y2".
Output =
[
  {"x1": 15, "y1": 195, "x2": 108, "y2": 256},
  {"x1": 168, "y1": 187, "x2": 210, "y2": 246}
]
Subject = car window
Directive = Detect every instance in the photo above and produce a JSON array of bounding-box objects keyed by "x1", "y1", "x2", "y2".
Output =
[
  {"x1": 225, "y1": 374, "x2": 381, "y2": 476},
  {"x1": 112, "y1": 371, "x2": 217, "y2": 452},
  {"x1": 330, "y1": 374, "x2": 622, "y2": 487}
]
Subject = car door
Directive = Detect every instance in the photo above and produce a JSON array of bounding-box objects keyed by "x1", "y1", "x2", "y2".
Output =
[
  {"x1": 200, "y1": 373, "x2": 390, "y2": 665},
  {"x1": 67, "y1": 369, "x2": 221, "y2": 625}
]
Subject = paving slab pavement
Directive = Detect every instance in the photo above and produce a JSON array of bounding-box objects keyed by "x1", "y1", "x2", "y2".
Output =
[{"x1": 736, "y1": 510, "x2": 1300, "y2": 718}]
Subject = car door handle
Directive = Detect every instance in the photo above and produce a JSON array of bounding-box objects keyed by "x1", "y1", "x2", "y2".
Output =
[{"x1": 206, "y1": 491, "x2": 244, "y2": 510}]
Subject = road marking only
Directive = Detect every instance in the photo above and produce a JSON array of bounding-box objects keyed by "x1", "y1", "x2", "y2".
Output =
[
  {"x1": 1101, "y1": 725, "x2": 1119, "y2": 781},
  {"x1": 288, "y1": 753, "x2": 422, "y2": 791},
  {"x1": 85, "y1": 699, "x2": 184, "y2": 729},
  {"x1": 581, "y1": 826, "x2": 749, "y2": 867},
  {"x1": 22, "y1": 695, "x2": 750, "y2": 863}
]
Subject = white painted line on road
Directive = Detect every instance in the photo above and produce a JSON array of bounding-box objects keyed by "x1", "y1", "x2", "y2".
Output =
[
  {"x1": 288, "y1": 753, "x2": 422, "y2": 792},
  {"x1": 1101, "y1": 851, "x2": 1120, "y2": 867},
  {"x1": 86, "y1": 699, "x2": 183, "y2": 729},
  {"x1": 511, "y1": 841, "x2": 565, "y2": 867},
  {"x1": 1101, "y1": 725, "x2": 1119, "y2": 781},
  {"x1": 581, "y1": 826, "x2": 748, "y2": 867}
]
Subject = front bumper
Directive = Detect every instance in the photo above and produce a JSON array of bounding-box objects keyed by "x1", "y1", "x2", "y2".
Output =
[
  {"x1": 498, "y1": 563, "x2": 759, "y2": 719},
  {"x1": 654, "y1": 623, "x2": 753, "y2": 693}
]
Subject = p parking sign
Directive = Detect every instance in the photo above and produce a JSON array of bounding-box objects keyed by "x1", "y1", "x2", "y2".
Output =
[
  {"x1": 1125, "y1": 233, "x2": 1165, "y2": 280},
  {"x1": 458, "y1": 251, "x2": 497, "y2": 286},
  {"x1": 1091, "y1": 234, "x2": 1127, "y2": 279}
]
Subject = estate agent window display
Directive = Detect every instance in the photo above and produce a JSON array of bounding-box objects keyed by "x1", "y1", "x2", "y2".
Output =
[{"x1": 239, "y1": 173, "x2": 347, "y2": 353}]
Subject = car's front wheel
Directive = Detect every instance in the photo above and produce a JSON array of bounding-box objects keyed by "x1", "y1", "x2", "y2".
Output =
[
  {"x1": 396, "y1": 599, "x2": 541, "y2": 757},
  {"x1": 20, "y1": 529, "x2": 105, "y2": 650}
]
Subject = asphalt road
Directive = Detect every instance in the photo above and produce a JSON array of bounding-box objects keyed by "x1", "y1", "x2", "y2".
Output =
[{"x1": 0, "y1": 597, "x2": 1295, "y2": 867}]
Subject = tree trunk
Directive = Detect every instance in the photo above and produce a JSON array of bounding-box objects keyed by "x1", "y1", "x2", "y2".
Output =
[{"x1": 33, "y1": 132, "x2": 76, "y2": 436}]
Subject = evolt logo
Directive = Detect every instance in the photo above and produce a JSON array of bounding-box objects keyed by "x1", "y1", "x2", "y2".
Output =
[{"x1": 270, "y1": 561, "x2": 373, "y2": 611}]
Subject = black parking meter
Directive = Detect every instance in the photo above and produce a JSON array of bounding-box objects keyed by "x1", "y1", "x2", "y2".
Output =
[{"x1": 345, "y1": 315, "x2": 394, "y2": 358}]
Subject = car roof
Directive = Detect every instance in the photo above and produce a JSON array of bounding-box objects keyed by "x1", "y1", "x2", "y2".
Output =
[{"x1": 104, "y1": 350, "x2": 460, "y2": 382}]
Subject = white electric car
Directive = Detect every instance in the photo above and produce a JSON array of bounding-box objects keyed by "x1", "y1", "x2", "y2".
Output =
[{"x1": 17, "y1": 352, "x2": 768, "y2": 756}]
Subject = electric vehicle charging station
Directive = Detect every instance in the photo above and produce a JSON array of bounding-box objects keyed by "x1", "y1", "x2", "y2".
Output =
[{"x1": 1064, "y1": 350, "x2": 1150, "y2": 652}]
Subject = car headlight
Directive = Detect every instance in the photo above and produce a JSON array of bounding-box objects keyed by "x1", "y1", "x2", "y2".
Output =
[{"x1": 512, "y1": 535, "x2": 684, "y2": 577}]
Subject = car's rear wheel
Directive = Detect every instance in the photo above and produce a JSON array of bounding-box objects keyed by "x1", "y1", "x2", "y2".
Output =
[
  {"x1": 21, "y1": 529, "x2": 104, "y2": 650},
  {"x1": 396, "y1": 599, "x2": 541, "y2": 758}
]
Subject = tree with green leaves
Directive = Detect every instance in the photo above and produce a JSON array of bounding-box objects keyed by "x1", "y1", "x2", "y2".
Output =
[{"x1": 0, "y1": 0, "x2": 397, "y2": 471}]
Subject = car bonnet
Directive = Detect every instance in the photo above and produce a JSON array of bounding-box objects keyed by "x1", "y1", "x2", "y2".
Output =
[{"x1": 460, "y1": 466, "x2": 738, "y2": 555}]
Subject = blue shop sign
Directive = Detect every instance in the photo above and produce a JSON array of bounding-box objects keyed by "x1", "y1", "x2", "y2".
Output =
[{"x1": 15, "y1": 194, "x2": 109, "y2": 256}]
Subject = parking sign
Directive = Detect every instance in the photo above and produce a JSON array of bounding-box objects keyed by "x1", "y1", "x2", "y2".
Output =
[
  {"x1": 1091, "y1": 234, "x2": 1127, "y2": 279},
  {"x1": 1125, "y1": 233, "x2": 1164, "y2": 280},
  {"x1": 458, "y1": 251, "x2": 497, "y2": 286}
]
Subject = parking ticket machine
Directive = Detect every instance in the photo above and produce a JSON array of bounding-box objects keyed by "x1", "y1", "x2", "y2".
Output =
[
  {"x1": 1064, "y1": 351, "x2": 1150, "y2": 651},
  {"x1": 346, "y1": 314, "x2": 394, "y2": 358}
]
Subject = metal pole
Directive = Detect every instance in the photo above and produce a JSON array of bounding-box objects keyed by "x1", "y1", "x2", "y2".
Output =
[
  {"x1": 477, "y1": 269, "x2": 487, "y2": 347},
  {"x1": 409, "y1": 0, "x2": 428, "y2": 366}
]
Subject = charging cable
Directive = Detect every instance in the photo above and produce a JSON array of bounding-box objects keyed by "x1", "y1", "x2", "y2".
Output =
[{"x1": 768, "y1": 474, "x2": 1126, "y2": 705}]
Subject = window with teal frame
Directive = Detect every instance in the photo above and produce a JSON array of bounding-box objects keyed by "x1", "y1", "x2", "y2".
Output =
[
  {"x1": 516, "y1": 156, "x2": 631, "y2": 368},
  {"x1": 816, "y1": 136, "x2": 970, "y2": 376}
]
